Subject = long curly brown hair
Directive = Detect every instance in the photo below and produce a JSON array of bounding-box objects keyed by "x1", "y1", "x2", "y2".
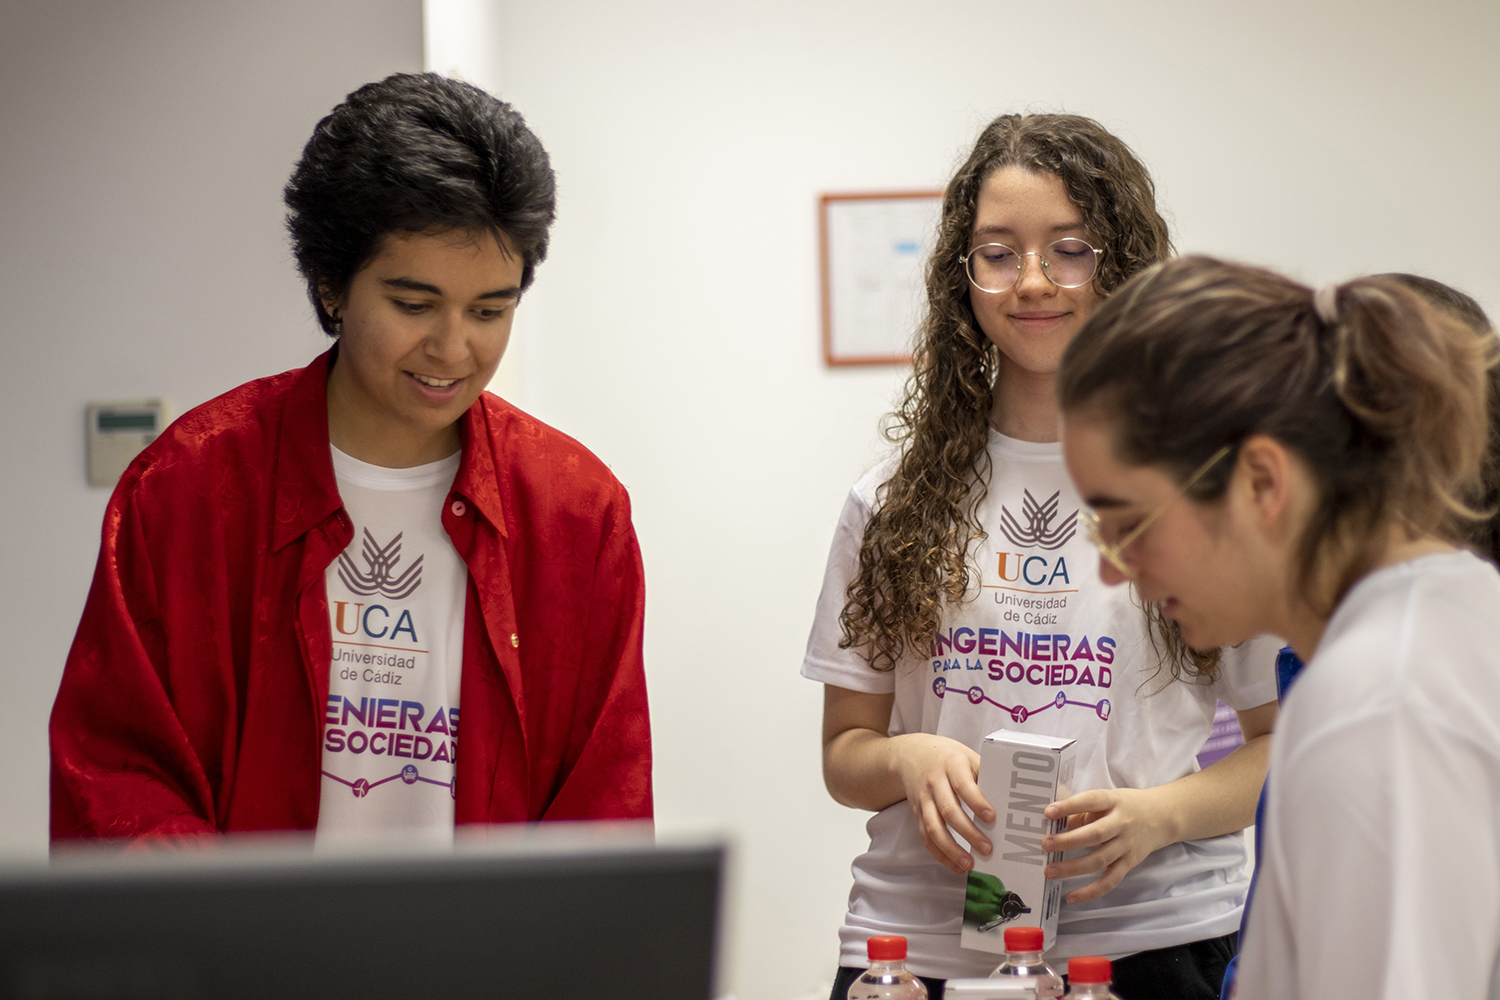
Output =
[{"x1": 839, "y1": 113, "x2": 1175, "y2": 673}]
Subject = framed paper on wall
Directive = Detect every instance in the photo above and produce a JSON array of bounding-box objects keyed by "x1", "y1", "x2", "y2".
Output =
[{"x1": 819, "y1": 190, "x2": 943, "y2": 366}]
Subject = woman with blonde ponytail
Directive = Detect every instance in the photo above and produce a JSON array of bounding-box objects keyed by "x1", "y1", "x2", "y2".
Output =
[{"x1": 1056, "y1": 256, "x2": 1500, "y2": 999}]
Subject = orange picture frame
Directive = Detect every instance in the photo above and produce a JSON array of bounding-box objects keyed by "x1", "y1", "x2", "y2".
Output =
[{"x1": 819, "y1": 190, "x2": 943, "y2": 366}]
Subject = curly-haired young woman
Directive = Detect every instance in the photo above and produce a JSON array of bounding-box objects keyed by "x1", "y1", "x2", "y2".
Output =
[{"x1": 802, "y1": 115, "x2": 1279, "y2": 1000}]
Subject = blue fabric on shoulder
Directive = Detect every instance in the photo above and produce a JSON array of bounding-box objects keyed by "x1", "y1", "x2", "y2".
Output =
[{"x1": 1220, "y1": 646, "x2": 1305, "y2": 999}]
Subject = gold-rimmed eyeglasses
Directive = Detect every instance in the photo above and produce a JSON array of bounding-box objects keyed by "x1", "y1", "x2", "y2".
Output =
[
  {"x1": 1083, "y1": 445, "x2": 1234, "y2": 579},
  {"x1": 961, "y1": 238, "x2": 1104, "y2": 293}
]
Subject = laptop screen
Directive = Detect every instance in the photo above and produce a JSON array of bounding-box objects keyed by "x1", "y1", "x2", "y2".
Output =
[{"x1": 0, "y1": 830, "x2": 723, "y2": 1000}]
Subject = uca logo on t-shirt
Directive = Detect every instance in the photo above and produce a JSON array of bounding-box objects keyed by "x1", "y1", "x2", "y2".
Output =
[
  {"x1": 337, "y1": 529, "x2": 423, "y2": 599},
  {"x1": 330, "y1": 531, "x2": 427, "y2": 684},
  {"x1": 998, "y1": 489, "x2": 1078, "y2": 550},
  {"x1": 993, "y1": 489, "x2": 1079, "y2": 599},
  {"x1": 925, "y1": 486, "x2": 1115, "y2": 725}
]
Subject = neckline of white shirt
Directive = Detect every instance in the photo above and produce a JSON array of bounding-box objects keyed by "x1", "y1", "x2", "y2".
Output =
[
  {"x1": 986, "y1": 424, "x2": 1062, "y2": 459},
  {"x1": 330, "y1": 444, "x2": 461, "y2": 491}
]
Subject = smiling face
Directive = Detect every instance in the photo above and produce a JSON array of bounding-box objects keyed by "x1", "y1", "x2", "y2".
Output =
[
  {"x1": 1061, "y1": 413, "x2": 1271, "y2": 650},
  {"x1": 969, "y1": 167, "x2": 1105, "y2": 385},
  {"x1": 323, "y1": 229, "x2": 524, "y2": 467}
]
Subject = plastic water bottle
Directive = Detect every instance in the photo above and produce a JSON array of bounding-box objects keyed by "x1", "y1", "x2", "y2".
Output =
[
  {"x1": 846, "y1": 935, "x2": 929, "y2": 999},
  {"x1": 990, "y1": 926, "x2": 1064, "y2": 998},
  {"x1": 1062, "y1": 956, "x2": 1122, "y2": 999}
]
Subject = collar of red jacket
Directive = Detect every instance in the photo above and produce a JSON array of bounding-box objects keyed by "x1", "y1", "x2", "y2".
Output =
[{"x1": 270, "y1": 346, "x2": 509, "y2": 551}]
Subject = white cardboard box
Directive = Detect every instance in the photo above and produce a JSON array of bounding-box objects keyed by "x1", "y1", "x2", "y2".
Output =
[
  {"x1": 960, "y1": 730, "x2": 1077, "y2": 955},
  {"x1": 945, "y1": 977, "x2": 1039, "y2": 998}
]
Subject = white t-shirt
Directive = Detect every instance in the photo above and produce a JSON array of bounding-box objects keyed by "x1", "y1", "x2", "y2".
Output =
[
  {"x1": 801, "y1": 431, "x2": 1280, "y2": 978},
  {"x1": 1236, "y1": 551, "x2": 1500, "y2": 1000},
  {"x1": 315, "y1": 447, "x2": 467, "y2": 845}
]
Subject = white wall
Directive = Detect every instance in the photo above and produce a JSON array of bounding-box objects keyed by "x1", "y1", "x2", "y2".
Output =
[
  {"x1": 463, "y1": 3, "x2": 1499, "y2": 999},
  {"x1": 0, "y1": 0, "x2": 423, "y2": 852},
  {"x1": 3, "y1": 3, "x2": 1498, "y2": 1000}
]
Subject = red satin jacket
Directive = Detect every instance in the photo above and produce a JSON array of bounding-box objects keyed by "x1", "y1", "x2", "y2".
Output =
[{"x1": 50, "y1": 351, "x2": 651, "y2": 839}]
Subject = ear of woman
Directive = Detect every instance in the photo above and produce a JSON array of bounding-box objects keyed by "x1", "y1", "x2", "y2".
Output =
[
  {"x1": 1235, "y1": 435, "x2": 1294, "y2": 531},
  {"x1": 1226, "y1": 435, "x2": 1334, "y2": 659}
]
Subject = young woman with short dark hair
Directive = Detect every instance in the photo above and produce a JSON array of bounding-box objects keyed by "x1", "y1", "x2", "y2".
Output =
[{"x1": 51, "y1": 74, "x2": 652, "y2": 841}]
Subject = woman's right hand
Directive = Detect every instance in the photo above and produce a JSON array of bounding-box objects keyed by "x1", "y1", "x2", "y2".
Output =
[
  {"x1": 822, "y1": 684, "x2": 995, "y2": 874},
  {"x1": 889, "y1": 733, "x2": 994, "y2": 873}
]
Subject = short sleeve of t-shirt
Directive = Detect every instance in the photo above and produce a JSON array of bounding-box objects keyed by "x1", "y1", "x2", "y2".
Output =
[
  {"x1": 1209, "y1": 634, "x2": 1281, "y2": 712},
  {"x1": 802, "y1": 468, "x2": 894, "y2": 696}
]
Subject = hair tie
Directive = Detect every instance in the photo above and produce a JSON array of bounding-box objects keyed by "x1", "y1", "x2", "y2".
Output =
[{"x1": 1313, "y1": 282, "x2": 1341, "y2": 325}]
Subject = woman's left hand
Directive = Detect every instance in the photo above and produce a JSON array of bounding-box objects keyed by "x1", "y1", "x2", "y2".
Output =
[{"x1": 1040, "y1": 787, "x2": 1178, "y2": 903}]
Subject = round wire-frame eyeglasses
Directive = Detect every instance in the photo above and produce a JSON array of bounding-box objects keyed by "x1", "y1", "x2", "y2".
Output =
[{"x1": 960, "y1": 238, "x2": 1104, "y2": 293}]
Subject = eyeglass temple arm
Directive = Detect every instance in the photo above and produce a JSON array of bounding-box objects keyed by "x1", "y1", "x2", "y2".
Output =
[{"x1": 1111, "y1": 444, "x2": 1234, "y2": 552}]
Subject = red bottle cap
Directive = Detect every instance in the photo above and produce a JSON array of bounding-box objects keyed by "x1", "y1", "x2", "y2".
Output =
[
  {"x1": 1069, "y1": 956, "x2": 1112, "y2": 984},
  {"x1": 866, "y1": 935, "x2": 907, "y2": 961},
  {"x1": 1004, "y1": 926, "x2": 1044, "y2": 952}
]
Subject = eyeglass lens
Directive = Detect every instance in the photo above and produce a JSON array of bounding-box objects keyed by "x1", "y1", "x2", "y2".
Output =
[
  {"x1": 1084, "y1": 514, "x2": 1133, "y2": 577},
  {"x1": 965, "y1": 238, "x2": 1099, "y2": 293}
]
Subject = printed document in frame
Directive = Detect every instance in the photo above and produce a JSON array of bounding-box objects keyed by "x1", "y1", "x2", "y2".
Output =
[{"x1": 820, "y1": 191, "x2": 942, "y2": 365}]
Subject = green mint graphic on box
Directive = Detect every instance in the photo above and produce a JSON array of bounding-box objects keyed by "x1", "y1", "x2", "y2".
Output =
[{"x1": 964, "y1": 870, "x2": 1031, "y2": 931}]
